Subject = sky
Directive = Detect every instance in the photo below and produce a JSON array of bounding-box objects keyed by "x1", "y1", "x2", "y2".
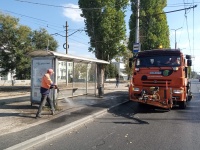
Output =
[{"x1": 0, "y1": 0, "x2": 200, "y2": 72}]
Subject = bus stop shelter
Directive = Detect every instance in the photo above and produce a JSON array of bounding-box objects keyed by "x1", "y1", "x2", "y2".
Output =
[{"x1": 28, "y1": 50, "x2": 109, "y2": 105}]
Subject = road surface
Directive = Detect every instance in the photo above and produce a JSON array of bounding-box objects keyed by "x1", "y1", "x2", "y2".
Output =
[{"x1": 29, "y1": 79, "x2": 200, "y2": 150}]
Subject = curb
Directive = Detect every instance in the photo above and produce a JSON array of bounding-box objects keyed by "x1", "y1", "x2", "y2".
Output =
[{"x1": 5, "y1": 100, "x2": 129, "y2": 150}]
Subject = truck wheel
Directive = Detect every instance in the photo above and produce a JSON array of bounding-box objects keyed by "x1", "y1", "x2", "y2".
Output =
[
  {"x1": 187, "y1": 91, "x2": 193, "y2": 101},
  {"x1": 186, "y1": 93, "x2": 189, "y2": 102},
  {"x1": 179, "y1": 101, "x2": 186, "y2": 109},
  {"x1": 186, "y1": 82, "x2": 192, "y2": 101}
]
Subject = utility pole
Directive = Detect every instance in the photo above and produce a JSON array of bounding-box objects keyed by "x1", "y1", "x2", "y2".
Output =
[
  {"x1": 135, "y1": 0, "x2": 140, "y2": 45},
  {"x1": 133, "y1": 0, "x2": 140, "y2": 53},
  {"x1": 65, "y1": 21, "x2": 68, "y2": 86},
  {"x1": 66, "y1": 21, "x2": 68, "y2": 54},
  {"x1": 171, "y1": 27, "x2": 182, "y2": 49}
]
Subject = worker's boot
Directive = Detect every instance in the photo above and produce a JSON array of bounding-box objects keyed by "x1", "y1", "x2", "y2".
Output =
[
  {"x1": 51, "y1": 110, "x2": 55, "y2": 115},
  {"x1": 35, "y1": 113, "x2": 41, "y2": 119}
]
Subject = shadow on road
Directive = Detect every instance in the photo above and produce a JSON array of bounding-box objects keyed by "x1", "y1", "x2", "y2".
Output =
[{"x1": 107, "y1": 100, "x2": 170, "y2": 125}]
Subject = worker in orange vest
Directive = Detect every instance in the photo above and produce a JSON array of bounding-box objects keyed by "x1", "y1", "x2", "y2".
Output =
[{"x1": 36, "y1": 69, "x2": 58, "y2": 118}]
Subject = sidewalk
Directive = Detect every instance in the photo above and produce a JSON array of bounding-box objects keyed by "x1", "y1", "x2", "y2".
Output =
[{"x1": 0, "y1": 82, "x2": 129, "y2": 150}]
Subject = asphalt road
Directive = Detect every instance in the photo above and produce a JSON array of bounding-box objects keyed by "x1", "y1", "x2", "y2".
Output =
[{"x1": 29, "y1": 79, "x2": 200, "y2": 150}]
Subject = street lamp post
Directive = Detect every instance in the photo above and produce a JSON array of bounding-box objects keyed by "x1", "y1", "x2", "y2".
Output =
[{"x1": 171, "y1": 27, "x2": 182, "y2": 49}]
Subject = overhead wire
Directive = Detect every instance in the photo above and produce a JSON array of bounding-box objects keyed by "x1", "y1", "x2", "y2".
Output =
[
  {"x1": 3, "y1": 0, "x2": 198, "y2": 59},
  {"x1": 15, "y1": 0, "x2": 130, "y2": 10},
  {"x1": 67, "y1": 29, "x2": 90, "y2": 46},
  {"x1": 156, "y1": 5, "x2": 197, "y2": 15},
  {"x1": 183, "y1": 0, "x2": 195, "y2": 72},
  {"x1": 68, "y1": 37, "x2": 89, "y2": 46},
  {"x1": 167, "y1": 1, "x2": 197, "y2": 72},
  {"x1": 0, "y1": 8, "x2": 88, "y2": 42},
  {"x1": 178, "y1": 19, "x2": 185, "y2": 48},
  {"x1": 1, "y1": 1, "x2": 101, "y2": 48},
  {"x1": 167, "y1": 2, "x2": 193, "y2": 7},
  {"x1": 0, "y1": 9, "x2": 65, "y2": 30},
  {"x1": 68, "y1": 28, "x2": 85, "y2": 31},
  {"x1": 14, "y1": 0, "x2": 102, "y2": 10},
  {"x1": 183, "y1": 1, "x2": 192, "y2": 55},
  {"x1": 71, "y1": 33, "x2": 89, "y2": 42}
]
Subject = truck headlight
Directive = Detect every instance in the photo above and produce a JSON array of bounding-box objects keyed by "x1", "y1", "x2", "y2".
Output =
[
  {"x1": 173, "y1": 89, "x2": 183, "y2": 94},
  {"x1": 172, "y1": 67, "x2": 179, "y2": 71},
  {"x1": 133, "y1": 87, "x2": 140, "y2": 91}
]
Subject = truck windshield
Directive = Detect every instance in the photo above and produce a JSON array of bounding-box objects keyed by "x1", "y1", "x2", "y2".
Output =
[{"x1": 136, "y1": 55, "x2": 181, "y2": 67}]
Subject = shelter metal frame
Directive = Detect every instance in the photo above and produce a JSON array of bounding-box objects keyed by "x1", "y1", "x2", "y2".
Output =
[{"x1": 29, "y1": 50, "x2": 109, "y2": 105}]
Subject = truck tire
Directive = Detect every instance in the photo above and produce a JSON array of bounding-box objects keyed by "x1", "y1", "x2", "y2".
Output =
[
  {"x1": 186, "y1": 92, "x2": 189, "y2": 102},
  {"x1": 179, "y1": 101, "x2": 186, "y2": 109},
  {"x1": 186, "y1": 92, "x2": 192, "y2": 101},
  {"x1": 186, "y1": 82, "x2": 192, "y2": 101}
]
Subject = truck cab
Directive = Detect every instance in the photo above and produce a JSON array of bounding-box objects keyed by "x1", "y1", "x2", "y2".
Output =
[{"x1": 129, "y1": 49, "x2": 192, "y2": 109}]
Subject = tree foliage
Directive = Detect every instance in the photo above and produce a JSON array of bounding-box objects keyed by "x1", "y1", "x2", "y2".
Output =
[
  {"x1": 128, "y1": 0, "x2": 170, "y2": 52},
  {"x1": 121, "y1": 47, "x2": 133, "y2": 78},
  {"x1": 191, "y1": 71, "x2": 198, "y2": 79},
  {"x1": 31, "y1": 28, "x2": 58, "y2": 51},
  {"x1": 105, "y1": 63, "x2": 118, "y2": 79},
  {"x1": 78, "y1": 0, "x2": 129, "y2": 61},
  {"x1": 88, "y1": 63, "x2": 96, "y2": 81},
  {"x1": 0, "y1": 13, "x2": 32, "y2": 79},
  {"x1": 0, "y1": 13, "x2": 58, "y2": 79},
  {"x1": 74, "y1": 63, "x2": 88, "y2": 81}
]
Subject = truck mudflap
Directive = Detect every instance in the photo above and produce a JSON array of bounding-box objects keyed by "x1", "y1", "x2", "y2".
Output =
[{"x1": 130, "y1": 81, "x2": 173, "y2": 109}]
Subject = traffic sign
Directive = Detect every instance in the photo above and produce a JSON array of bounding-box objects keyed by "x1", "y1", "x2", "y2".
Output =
[{"x1": 133, "y1": 43, "x2": 140, "y2": 53}]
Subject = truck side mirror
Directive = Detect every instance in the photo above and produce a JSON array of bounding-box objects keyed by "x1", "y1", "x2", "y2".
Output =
[
  {"x1": 187, "y1": 59, "x2": 192, "y2": 66},
  {"x1": 186, "y1": 55, "x2": 191, "y2": 59}
]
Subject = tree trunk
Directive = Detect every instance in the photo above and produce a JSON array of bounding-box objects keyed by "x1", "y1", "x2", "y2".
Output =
[{"x1": 97, "y1": 64, "x2": 104, "y2": 97}]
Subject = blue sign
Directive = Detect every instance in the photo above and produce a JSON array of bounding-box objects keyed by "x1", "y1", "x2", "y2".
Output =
[{"x1": 133, "y1": 43, "x2": 140, "y2": 53}]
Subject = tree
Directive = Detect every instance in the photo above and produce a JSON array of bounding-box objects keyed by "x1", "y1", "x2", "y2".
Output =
[
  {"x1": 191, "y1": 71, "x2": 198, "y2": 79},
  {"x1": 16, "y1": 28, "x2": 58, "y2": 79},
  {"x1": 121, "y1": 48, "x2": 133, "y2": 79},
  {"x1": 0, "y1": 13, "x2": 32, "y2": 80},
  {"x1": 0, "y1": 13, "x2": 58, "y2": 80},
  {"x1": 105, "y1": 63, "x2": 118, "y2": 79},
  {"x1": 12, "y1": 25, "x2": 34, "y2": 79},
  {"x1": 88, "y1": 63, "x2": 96, "y2": 81},
  {"x1": 31, "y1": 28, "x2": 58, "y2": 51},
  {"x1": 128, "y1": 0, "x2": 170, "y2": 52},
  {"x1": 74, "y1": 63, "x2": 87, "y2": 81},
  {"x1": 78, "y1": 0, "x2": 129, "y2": 88}
]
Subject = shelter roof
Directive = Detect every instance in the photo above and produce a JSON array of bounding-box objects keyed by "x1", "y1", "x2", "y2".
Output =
[{"x1": 28, "y1": 50, "x2": 109, "y2": 64}]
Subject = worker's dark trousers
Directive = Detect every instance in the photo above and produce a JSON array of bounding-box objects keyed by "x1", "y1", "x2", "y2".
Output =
[{"x1": 36, "y1": 94, "x2": 55, "y2": 117}]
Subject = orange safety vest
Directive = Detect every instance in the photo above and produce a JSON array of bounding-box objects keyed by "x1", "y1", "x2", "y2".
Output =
[{"x1": 41, "y1": 73, "x2": 53, "y2": 89}]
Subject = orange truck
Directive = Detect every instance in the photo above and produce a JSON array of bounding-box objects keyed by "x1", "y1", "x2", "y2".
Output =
[{"x1": 129, "y1": 49, "x2": 192, "y2": 109}]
